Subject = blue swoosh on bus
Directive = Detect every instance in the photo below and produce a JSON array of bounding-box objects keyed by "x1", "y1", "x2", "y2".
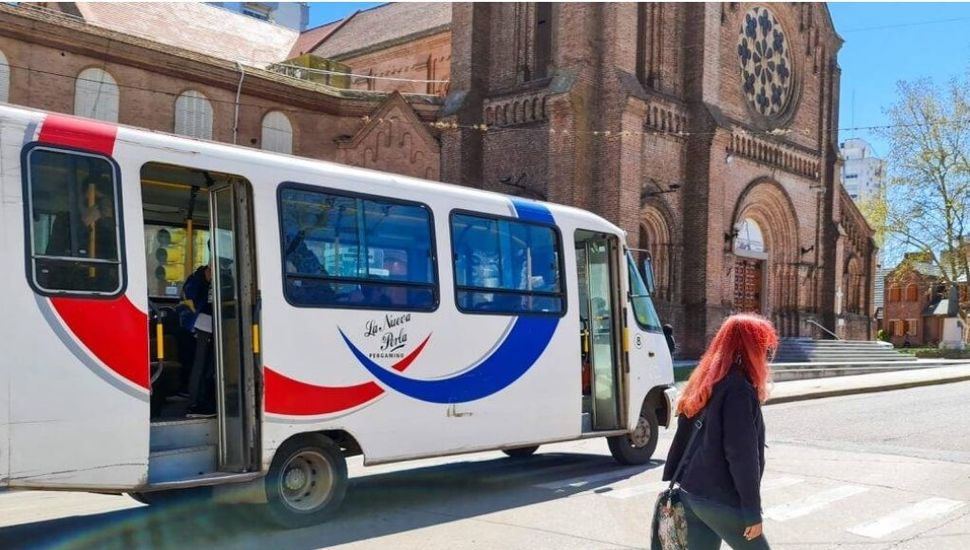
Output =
[{"x1": 339, "y1": 315, "x2": 559, "y2": 403}]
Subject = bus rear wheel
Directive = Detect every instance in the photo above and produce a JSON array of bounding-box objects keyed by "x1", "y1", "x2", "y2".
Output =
[
  {"x1": 265, "y1": 433, "x2": 348, "y2": 529},
  {"x1": 607, "y1": 408, "x2": 659, "y2": 465},
  {"x1": 502, "y1": 445, "x2": 539, "y2": 458}
]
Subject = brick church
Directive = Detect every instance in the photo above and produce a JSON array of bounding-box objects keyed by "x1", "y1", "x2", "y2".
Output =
[
  {"x1": 312, "y1": 3, "x2": 877, "y2": 355},
  {"x1": 0, "y1": 2, "x2": 876, "y2": 356}
]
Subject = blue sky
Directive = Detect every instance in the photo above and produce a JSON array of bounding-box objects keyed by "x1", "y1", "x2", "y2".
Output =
[
  {"x1": 830, "y1": 3, "x2": 970, "y2": 157},
  {"x1": 308, "y1": 2, "x2": 970, "y2": 158}
]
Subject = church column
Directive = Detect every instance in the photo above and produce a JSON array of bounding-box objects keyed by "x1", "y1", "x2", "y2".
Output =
[{"x1": 440, "y1": 3, "x2": 492, "y2": 188}]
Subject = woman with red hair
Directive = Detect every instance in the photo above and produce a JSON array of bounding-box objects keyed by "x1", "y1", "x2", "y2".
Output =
[{"x1": 661, "y1": 313, "x2": 778, "y2": 549}]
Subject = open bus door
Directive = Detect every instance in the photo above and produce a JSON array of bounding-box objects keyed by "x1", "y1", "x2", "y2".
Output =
[
  {"x1": 139, "y1": 164, "x2": 260, "y2": 489},
  {"x1": 575, "y1": 230, "x2": 626, "y2": 432},
  {"x1": 209, "y1": 179, "x2": 260, "y2": 472}
]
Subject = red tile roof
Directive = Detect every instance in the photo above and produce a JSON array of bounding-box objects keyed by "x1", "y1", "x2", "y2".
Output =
[
  {"x1": 310, "y1": 2, "x2": 451, "y2": 60},
  {"x1": 289, "y1": 19, "x2": 344, "y2": 58},
  {"x1": 73, "y1": 2, "x2": 299, "y2": 67}
]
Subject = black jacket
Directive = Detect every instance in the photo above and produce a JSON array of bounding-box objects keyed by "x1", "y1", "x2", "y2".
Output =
[{"x1": 662, "y1": 369, "x2": 766, "y2": 524}]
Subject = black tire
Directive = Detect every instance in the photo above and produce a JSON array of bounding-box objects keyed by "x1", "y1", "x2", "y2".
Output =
[
  {"x1": 264, "y1": 433, "x2": 348, "y2": 529},
  {"x1": 502, "y1": 445, "x2": 540, "y2": 458},
  {"x1": 607, "y1": 407, "x2": 659, "y2": 465}
]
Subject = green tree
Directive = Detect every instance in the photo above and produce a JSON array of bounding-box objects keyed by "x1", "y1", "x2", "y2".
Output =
[{"x1": 880, "y1": 78, "x2": 970, "y2": 340}]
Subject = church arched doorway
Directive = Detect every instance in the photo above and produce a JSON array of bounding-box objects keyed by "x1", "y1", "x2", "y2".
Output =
[{"x1": 733, "y1": 218, "x2": 767, "y2": 314}]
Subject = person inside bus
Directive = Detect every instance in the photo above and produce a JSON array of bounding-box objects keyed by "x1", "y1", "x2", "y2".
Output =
[
  {"x1": 284, "y1": 228, "x2": 335, "y2": 305},
  {"x1": 44, "y1": 185, "x2": 118, "y2": 289},
  {"x1": 182, "y1": 258, "x2": 217, "y2": 418}
]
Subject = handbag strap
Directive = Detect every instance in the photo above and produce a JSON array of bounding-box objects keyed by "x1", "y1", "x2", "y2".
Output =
[{"x1": 668, "y1": 410, "x2": 706, "y2": 490}]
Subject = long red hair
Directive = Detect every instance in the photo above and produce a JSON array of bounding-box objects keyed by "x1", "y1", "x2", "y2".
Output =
[{"x1": 677, "y1": 313, "x2": 778, "y2": 418}]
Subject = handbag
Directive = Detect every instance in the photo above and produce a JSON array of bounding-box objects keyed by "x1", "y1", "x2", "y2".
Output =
[{"x1": 650, "y1": 411, "x2": 706, "y2": 550}]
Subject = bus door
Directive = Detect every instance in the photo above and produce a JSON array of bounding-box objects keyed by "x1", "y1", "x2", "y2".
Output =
[
  {"x1": 209, "y1": 179, "x2": 260, "y2": 472},
  {"x1": 575, "y1": 230, "x2": 625, "y2": 431}
]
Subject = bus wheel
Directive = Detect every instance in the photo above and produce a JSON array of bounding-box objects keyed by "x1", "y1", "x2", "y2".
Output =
[
  {"x1": 265, "y1": 433, "x2": 348, "y2": 529},
  {"x1": 502, "y1": 445, "x2": 539, "y2": 458},
  {"x1": 607, "y1": 408, "x2": 659, "y2": 465}
]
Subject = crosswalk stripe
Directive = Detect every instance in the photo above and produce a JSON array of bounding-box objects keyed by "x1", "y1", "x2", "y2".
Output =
[
  {"x1": 599, "y1": 476, "x2": 805, "y2": 501},
  {"x1": 602, "y1": 482, "x2": 667, "y2": 499},
  {"x1": 533, "y1": 466, "x2": 648, "y2": 491},
  {"x1": 761, "y1": 476, "x2": 804, "y2": 491},
  {"x1": 764, "y1": 485, "x2": 869, "y2": 522},
  {"x1": 847, "y1": 497, "x2": 965, "y2": 539}
]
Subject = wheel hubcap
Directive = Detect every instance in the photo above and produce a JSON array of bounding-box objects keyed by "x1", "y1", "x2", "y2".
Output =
[
  {"x1": 630, "y1": 415, "x2": 650, "y2": 448},
  {"x1": 279, "y1": 450, "x2": 334, "y2": 512},
  {"x1": 284, "y1": 468, "x2": 307, "y2": 491}
]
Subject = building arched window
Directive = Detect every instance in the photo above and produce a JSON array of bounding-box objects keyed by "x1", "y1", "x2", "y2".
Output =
[
  {"x1": 0, "y1": 49, "x2": 10, "y2": 104},
  {"x1": 733, "y1": 218, "x2": 766, "y2": 254},
  {"x1": 174, "y1": 90, "x2": 213, "y2": 140},
  {"x1": 74, "y1": 68, "x2": 119, "y2": 122},
  {"x1": 261, "y1": 111, "x2": 293, "y2": 154}
]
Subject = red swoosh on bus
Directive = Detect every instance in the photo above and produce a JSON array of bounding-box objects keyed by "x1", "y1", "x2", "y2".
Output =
[
  {"x1": 38, "y1": 113, "x2": 118, "y2": 155},
  {"x1": 264, "y1": 335, "x2": 431, "y2": 416},
  {"x1": 50, "y1": 296, "x2": 150, "y2": 390}
]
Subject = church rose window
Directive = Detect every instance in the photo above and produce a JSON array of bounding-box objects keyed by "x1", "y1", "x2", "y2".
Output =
[{"x1": 738, "y1": 6, "x2": 793, "y2": 119}]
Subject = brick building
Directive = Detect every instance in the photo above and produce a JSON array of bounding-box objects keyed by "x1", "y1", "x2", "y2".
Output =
[
  {"x1": 0, "y1": 2, "x2": 877, "y2": 357},
  {"x1": 884, "y1": 255, "x2": 970, "y2": 347},
  {"x1": 0, "y1": 2, "x2": 442, "y2": 180},
  {"x1": 884, "y1": 260, "x2": 970, "y2": 346},
  {"x1": 310, "y1": 3, "x2": 877, "y2": 356}
]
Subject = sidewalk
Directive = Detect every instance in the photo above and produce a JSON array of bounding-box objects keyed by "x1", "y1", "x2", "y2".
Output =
[{"x1": 765, "y1": 363, "x2": 970, "y2": 404}]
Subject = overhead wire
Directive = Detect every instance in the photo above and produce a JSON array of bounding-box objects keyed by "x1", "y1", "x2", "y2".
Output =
[{"x1": 7, "y1": 59, "x2": 970, "y2": 142}]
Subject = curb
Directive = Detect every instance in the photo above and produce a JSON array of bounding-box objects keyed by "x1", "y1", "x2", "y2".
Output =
[{"x1": 765, "y1": 372, "x2": 970, "y2": 405}]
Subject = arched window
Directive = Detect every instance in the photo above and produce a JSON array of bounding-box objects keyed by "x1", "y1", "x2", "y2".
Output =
[
  {"x1": 174, "y1": 90, "x2": 213, "y2": 140},
  {"x1": 74, "y1": 68, "x2": 119, "y2": 122},
  {"x1": 733, "y1": 218, "x2": 766, "y2": 254},
  {"x1": 261, "y1": 111, "x2": 293, "y2": 154},
  {"x1": 0, "y1": 49, "x2": 10, "y2": 104}
]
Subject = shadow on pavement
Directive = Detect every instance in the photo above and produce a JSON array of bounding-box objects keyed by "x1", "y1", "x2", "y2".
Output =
[{"x1": 0, "y1": 451, "x2": 665, "y2": 549}]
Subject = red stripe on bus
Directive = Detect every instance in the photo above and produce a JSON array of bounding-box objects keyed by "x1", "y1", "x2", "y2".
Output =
[
  {"x1": 38, "y1": 114, "x2": 118, "y2": 156},
  {"x1": 265, "y1": 335, "x2": 430, "y2": 416},
  {"x1": 50, "y1": 296, "x2": 150, "y2": 390}
]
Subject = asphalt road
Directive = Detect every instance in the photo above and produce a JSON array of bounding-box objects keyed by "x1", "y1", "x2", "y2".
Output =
[
  {"x1": 1, "y1": 382, "x2": 969, "y2": 550},
  {"x1": 763, "y1": 379, "x2": 970, "y2": 464}
]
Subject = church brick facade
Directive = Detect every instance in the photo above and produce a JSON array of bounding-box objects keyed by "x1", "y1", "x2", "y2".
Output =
[
  {"x1": 330, "y1": 3, "x2": 876, "y2": 355},
  {"x1": 0, "y1": 2, "x2": 877, "y2": 357}
]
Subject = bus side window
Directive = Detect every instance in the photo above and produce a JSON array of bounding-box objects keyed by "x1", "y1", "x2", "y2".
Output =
[
  {"x1": 450, "y1": 213, "x2": 564, "y2": 315},
  {"x1": 278, "y1": 184, "x2": 438, "y2": 311},
  {"x1": 24, "y1": 146, "x2": 125, "y2": 296}
]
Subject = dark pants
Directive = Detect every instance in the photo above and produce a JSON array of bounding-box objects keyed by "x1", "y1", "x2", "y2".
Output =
[
  {"x1": 187, "y1": 331, "x2": 216, "y2": 413},
  {"x1": 682, "y1": 493, "x2": 771, "y2": 550},
  {"x1": 176, "y1": 327, "x2": 197, "y2": 391}
]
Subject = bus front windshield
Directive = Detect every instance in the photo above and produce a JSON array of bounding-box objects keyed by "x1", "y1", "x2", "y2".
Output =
[{"x1": 627, "y1": 252, "x2": 662, "y2": 332}]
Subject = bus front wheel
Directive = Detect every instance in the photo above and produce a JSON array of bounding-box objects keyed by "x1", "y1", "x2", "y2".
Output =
[
  {"x1": 265, "y1": 433, "x2": 348, "y2": 529},
  {"x1": 607, "y1": 408, "x2": 659, "y2": 465}
]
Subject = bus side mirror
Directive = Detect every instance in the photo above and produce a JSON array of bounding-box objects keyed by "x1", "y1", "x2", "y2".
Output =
[{"x1": 641, "y1": 258, "x2": 656, "y2": 294}]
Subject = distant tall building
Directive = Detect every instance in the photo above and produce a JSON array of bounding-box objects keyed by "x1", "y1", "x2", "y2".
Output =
[
  {"x1": 840, "y1": 138, "x2": 886, "y2": 202},
  {"x1": 209, "y1": 2, "x2": 309, "y2": 31}
]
